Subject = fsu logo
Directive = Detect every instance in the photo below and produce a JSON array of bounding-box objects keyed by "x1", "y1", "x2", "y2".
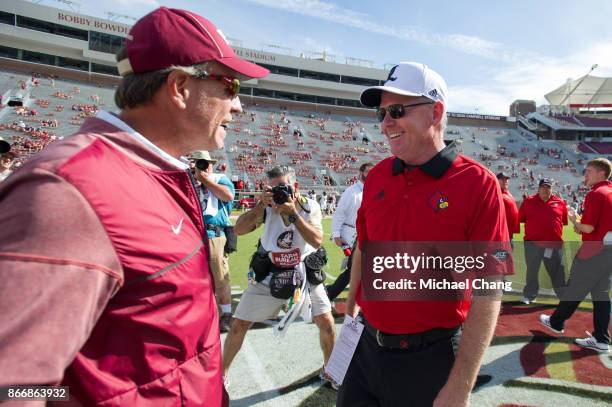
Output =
[
  {"x1": 277, "y1": 231, "x2": 294, "y2": 249},
  {"x1": 428, "y1": 191, "x2": 449, "y2": 212}
]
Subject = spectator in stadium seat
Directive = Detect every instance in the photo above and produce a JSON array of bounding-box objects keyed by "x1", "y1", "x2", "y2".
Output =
[
  {"x1": 0, "y1": 7, "x2": 268, "y2": 407},
  {"x1": 497, "y1": 172, "x2": 520, "y2": 241},
  {"x1": 189, "y1": 150, "x2": 236, "y2": 333},
  {"x1": 327, "y1": 162, "x2": 372, "y2": 301},
  {"x1": 0, "y1": 139, "x2": 14, "y2": 182},
  {"x1": 540, "y1": 158, "x2": 612, "y2": 353},
  {"x1": 342, "y1": 62, "x2": 511, "y2": 406},
  {"x1": 518, "y1": 178, "x2": 568, "y2": 304}
]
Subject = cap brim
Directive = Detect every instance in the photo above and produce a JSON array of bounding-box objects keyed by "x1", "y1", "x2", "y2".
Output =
[
  {"x1": 360, "y1": 86, "x2": 424, "y2": 107},
  {"x1": 0, "y1": 140, "x2": 10, "y2": 154},
  {"x1": 219, "y1": 56, "x2": 269, "y2": 80}
]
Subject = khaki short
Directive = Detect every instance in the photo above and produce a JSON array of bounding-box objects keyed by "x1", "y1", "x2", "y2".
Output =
[
  {"x1": 234, "y1": 281, "x2": 332, "y2": 323},
  {"x1": 208, "y1": 236, "x2": 229, "y2": 286}
]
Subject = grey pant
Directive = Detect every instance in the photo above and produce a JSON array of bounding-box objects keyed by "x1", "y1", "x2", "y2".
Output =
[{"x1": 522, "y1": 241, "x2": 566, "y2": 300}]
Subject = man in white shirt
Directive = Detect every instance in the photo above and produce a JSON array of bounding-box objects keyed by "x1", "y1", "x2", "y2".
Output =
[{"x1": 327, "y1": 162, "x2": 372, "y2": 300}]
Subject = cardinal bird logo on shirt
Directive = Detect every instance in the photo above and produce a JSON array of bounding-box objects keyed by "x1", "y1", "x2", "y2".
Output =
[{"x1": 429, "y1": 191, "x2": 449, "y2": 212}]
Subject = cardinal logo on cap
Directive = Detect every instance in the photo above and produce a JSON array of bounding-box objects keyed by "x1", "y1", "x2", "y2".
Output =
[{"x1": 386, "y1": 65, "x2": 398, "y2": 82}]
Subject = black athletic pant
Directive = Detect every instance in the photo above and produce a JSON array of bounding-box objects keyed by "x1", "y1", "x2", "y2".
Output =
[
  {"x1": 549, "y1": 248, "x2": 612, "y2": 344},
  {"x1": 523, "y1": 241, "x2": 566, "y2": 300},
  {"x1": 326, "y1": 246, "x2": 355, "y2": 301},
  {"x1": 337, "y1": 325, "x2": 461, "y2": 407}
]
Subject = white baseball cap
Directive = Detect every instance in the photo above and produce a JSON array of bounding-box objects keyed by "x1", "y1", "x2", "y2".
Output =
[{"x1": 360, "y1": 62, "x2": 447, "y2": 107}]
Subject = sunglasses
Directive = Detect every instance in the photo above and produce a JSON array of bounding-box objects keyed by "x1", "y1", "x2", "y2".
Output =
[
  {"x1": 193, "y1": 72, "x2": 241, "y2": 98},
  {"x1": 376, "y1": 101, "x2": 434, "y2": 122}
]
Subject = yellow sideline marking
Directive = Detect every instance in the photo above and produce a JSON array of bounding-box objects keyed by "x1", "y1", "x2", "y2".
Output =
[{"x1": 544, "y1": 342, "x2": 577, "y2": 382}]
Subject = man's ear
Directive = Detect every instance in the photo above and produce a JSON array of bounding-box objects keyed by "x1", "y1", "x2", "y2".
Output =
[
  {"x1": 166, "y1": 70, "x2": 190, "y2": 110},
  {"x1": 432, "y1": 102, "x2": 444, "y2": 127}
]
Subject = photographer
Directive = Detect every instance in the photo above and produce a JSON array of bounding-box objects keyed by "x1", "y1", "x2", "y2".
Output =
[
  {"x1": 222, "y1": 165, "x2": 336, "y2": 386},
  {"x1": 189, "y1": 150, "x2": 236, "y2": 332}
]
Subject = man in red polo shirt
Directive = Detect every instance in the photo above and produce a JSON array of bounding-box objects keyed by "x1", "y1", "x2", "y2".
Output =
[
  {"x1": 498, "y1": 172, "x2": 519, "y2": 240},
  {"x1": 340, "y1": 62, "x2": 511, "y2": 406},
  {"x1": 518, "y1": 178, "x2": 568, "y2": 304},
  {"x1": 540, "y1": 158, "x2": 612, "y2": 353}
]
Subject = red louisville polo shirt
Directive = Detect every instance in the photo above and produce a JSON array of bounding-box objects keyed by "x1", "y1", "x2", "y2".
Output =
[
  {"x1": 356, "y1": 147, "x2": 511, "y2": 334},
  {"x1": 518, "y1": 193, "x2": 567, "y2": 246},
  {"x1": 578, "y1": 180, "x2": 612, "y2": 259},
  {"x1": 502, "y1": 190, "x2": 520, "y2": 235}
]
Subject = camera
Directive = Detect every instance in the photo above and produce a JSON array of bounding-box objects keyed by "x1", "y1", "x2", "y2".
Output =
[
  {"x1": 271, "y1": 183, "x2": 294, "y2": 205},
  {"x1": 195, "y1": 159, "x2": 209, "y2": 171}
]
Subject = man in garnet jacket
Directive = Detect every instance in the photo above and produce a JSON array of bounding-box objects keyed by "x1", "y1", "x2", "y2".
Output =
[{"x1": 0, "y1": 7, "x2": 268, "y2": 407}]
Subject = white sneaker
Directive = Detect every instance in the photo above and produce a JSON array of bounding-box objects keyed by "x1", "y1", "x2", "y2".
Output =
[
  {"x1": 575, "y1": 332, "x2": 610, "y2": 353},
  {"x1": 521, "y1": 297, "x2": 531, "y2": 305},
  {"x1": 539, "y1": 314, "x2": 564, "y2": 334}
]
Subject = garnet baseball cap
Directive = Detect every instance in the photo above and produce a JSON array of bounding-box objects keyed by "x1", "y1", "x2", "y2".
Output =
[
  {"x1": 361, "y1": 62, "x2": 447, "y2": 107},
  {"x1": 117, "y1": 7, "x2": 269, "y2": 79},
  {"x1": 539, "y1": 178, "x2": 553, "y2": 187}
]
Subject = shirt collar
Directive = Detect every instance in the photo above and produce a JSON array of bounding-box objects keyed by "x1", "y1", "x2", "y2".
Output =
[
  {"x1": 392, "y1": 144, "x2": 457, "y2": 179},
  {"x1": 592, "y1": 180, "x2": 612, "y2": 190},
  {"x1": 96, "y1": 110, "x2": 189, "y2": 170}
]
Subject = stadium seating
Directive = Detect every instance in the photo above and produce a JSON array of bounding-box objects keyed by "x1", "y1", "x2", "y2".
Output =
[{"x1": 0, "y1": 69, "x2": 598, "y2": 205}]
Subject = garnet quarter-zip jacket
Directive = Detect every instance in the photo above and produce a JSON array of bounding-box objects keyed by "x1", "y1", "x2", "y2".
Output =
[{"x1": 0, "y1": 111, "x2": 226, "y2": 406}]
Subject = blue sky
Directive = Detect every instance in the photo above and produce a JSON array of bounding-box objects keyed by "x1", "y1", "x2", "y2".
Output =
[{"x1": 46, "y1": 0, "x2": 612, "y2": 115}]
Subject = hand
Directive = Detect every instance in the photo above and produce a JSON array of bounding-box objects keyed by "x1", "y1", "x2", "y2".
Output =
[
  {"x1": 568, "y1": 207, "x2": 577, "y2": 223},
  {"x1": 273, "y1": 193, "x2": 298, "y2": 217},
  {"x1": 334, "y1": 237, "x2": 345, "y2": 247},
  {"x1": 433, "y1": 384, "x2": 469, "y2": 407},
  {"x1": 196, "y1": 170, "x2": 210, "y2": 185},
  {"x1": 259, "y1": 186, "x2": 274, "y2": 207},
  {"x1": 344, "y1": 297, "x2": 359, "y2": 318}
]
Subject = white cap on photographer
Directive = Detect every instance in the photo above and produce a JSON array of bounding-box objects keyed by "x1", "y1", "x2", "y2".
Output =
[{"x1": 360, "y1": 62, "x2": 447, "y2": 107}]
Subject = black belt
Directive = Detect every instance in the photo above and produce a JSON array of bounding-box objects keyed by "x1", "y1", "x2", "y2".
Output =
[
  {"x1": 342, "y1": 223, "x2": 355, "y2": 228},
  {"x1": 362, "y1": 317, "x2": 459, "y2": 350}
]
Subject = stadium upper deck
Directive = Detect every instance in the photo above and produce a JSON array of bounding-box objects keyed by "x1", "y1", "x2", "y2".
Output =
[{"x1": 0, "y1": 0, "x2": 390, "y2": 108}]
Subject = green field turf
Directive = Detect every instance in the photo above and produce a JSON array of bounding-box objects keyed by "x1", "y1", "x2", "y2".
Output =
[{"x1": 228, "y1": 219, "x2": 583, "y2": 295}]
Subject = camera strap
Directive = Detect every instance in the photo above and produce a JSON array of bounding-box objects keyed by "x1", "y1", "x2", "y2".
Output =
[{"x1": 296, "y1": 196, "x2": 310, "y2": 214}]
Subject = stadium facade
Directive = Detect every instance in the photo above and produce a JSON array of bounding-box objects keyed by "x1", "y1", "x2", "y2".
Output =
[
  {"x1": 0, "y1": 0, "x2": 519, "y2": 128},
  {"x1": 0, "y1": 0, "x2": 389, "y2": 108}
]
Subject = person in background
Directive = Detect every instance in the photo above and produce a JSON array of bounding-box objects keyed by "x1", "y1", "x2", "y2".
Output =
[
  {"x1": 518, "y1": 178, "x2": 568, "y2": 304},
  {"x1": 189, "y1": 150, "x2": 236, "y2": 333},
  {"x1": 540, "y1": 158, "x2": 612, "y2": 353},
  {"x1": 327, "y1": 162, "x2": 372, "y2": 301}
]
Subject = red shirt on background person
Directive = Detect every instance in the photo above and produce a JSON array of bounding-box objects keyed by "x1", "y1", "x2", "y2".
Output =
[
  {"x1": 541, "y1": 158, "x2": 612, "y2": 352},
  {"x1": 517, "y1": 178, "x2": 568, "y2": 304},
  {"x1": 497, "y1": 172, "x2": 519, "y2": 237},
  {"x1": 518, "y1": 179, "x2": 568, "y2": 247}
]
